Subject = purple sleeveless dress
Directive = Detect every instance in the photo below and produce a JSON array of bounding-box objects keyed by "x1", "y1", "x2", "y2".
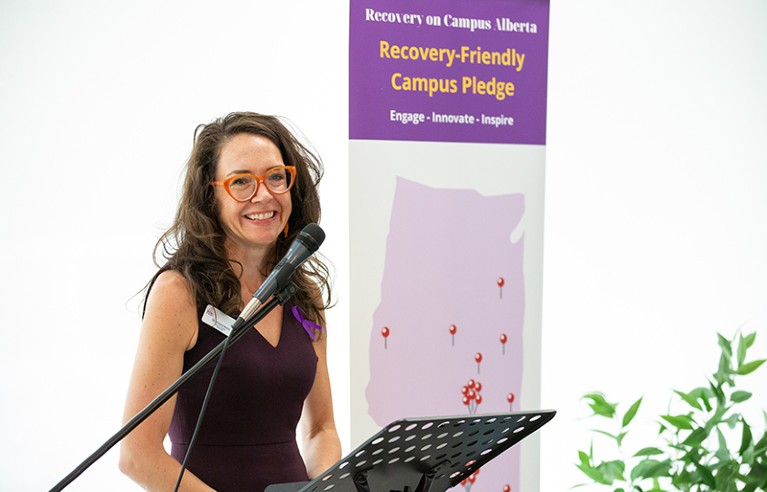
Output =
[{"x1": 169, "y1": 303, "x2": 318, "y2": 491}]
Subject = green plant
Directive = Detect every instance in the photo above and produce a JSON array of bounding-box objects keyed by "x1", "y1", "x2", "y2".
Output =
[{"x1": 575, "y1": 331, "x2": 767, "y2": 491}]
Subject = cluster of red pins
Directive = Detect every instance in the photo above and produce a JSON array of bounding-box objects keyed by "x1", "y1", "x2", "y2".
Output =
[
  {"x1": 461, "y1": 379, "x2": 483, "y2": 415},
  {"x1": 461, "y1": 468, "x2": 480, "y2": 490}
]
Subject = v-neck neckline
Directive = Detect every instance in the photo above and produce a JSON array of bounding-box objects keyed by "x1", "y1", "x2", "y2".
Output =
[
  {"x1": 251, "y1": 305, "x2": 286, "y2": 349},
  {"x1": 254, "y1": 323, "x2": 282, "y2": 349}
]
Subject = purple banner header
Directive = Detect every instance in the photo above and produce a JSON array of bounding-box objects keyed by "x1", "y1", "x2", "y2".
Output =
[{"x1": 350, "y1": 0, "x2": 550, "y2": 145}]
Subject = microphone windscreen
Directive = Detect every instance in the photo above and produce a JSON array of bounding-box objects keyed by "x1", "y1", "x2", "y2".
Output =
[{"x1": 297, "y1": 223, "x2": 325, "y2": 253}]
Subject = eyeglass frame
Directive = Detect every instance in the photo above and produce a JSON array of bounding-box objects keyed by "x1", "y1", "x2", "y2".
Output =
[{"x1": 210, "y1": 165, "x2": 297, "y2": 202}]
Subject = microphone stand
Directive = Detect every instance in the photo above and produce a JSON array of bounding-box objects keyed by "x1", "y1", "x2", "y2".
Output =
[{"x1": 49, "y1": 283, "x2": 298, "y2": 492}]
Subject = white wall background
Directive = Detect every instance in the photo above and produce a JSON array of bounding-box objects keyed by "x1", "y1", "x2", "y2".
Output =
[
  {"x1": 0, "y1": 1, "x2": 764, "y2": 490},
  {"x1": 544, "y1": 1, "x2": 767, "y2": 489}
]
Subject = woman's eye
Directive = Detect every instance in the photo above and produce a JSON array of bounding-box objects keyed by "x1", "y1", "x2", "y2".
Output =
[{"x1": 231, "y1": 176, "x2": 252, "y2": 187}]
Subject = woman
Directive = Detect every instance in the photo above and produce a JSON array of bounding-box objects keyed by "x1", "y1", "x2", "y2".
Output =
[{"x1": 120, "y1": 112, "x2": 341, "y2": 491}]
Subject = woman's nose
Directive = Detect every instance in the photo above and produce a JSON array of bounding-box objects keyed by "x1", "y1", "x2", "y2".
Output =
[{"x1": 250, "y1": 179, "x2": 271, "y2": 202}]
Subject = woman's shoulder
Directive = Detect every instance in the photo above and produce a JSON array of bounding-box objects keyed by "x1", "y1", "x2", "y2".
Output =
[
  {"x1": 143, "y1": 269, "x2": 199, "y2": 349},
  {"x1": 146, "y1": 269, "x2": 197, "y2": 311},
  {"x1": 152, "y1": 268, "x2": 190, "y2": 290}
]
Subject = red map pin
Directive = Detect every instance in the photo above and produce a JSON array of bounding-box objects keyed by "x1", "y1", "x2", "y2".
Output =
[
  {"x1": 474, "y1": 352, "x2": 483, "y2": 374},
  {"x1": 381, "y1": 326, "x2": 390, "y2": 349},
  {"x1": 507, "y1": 392, "x2": 515, "y2": 411}
]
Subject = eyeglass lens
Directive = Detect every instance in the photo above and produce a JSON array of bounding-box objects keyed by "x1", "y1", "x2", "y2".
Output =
[{"x1": 229, "y1": 167, "x2": 293, "y2": 201}]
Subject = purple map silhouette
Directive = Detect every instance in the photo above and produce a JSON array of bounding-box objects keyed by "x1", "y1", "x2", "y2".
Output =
[{"x1": 366, "y1": 177, "x2": 526, "y2": 491}]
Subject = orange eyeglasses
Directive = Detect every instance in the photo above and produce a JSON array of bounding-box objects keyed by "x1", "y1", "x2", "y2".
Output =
[{"x1": 210, "y1": 166, "x2": 296, "y2": 202}]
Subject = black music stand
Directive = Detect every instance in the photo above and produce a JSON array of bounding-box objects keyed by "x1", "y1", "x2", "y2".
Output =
[{"x1": 267, "y1": 409, "x2": 555, "y2": 492}]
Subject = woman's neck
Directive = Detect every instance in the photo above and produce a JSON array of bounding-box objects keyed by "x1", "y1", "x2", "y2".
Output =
[{"x1": 225, "y1": 239, "x2": 274, "y2": 293}]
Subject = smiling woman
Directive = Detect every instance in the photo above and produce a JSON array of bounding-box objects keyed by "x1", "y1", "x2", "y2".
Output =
[
  {"x1": 119, "y1": 112, "x2": 341, "y2": 492},
  {"x1": 212, "y1": 134, "x2": 294, "y2": 256}
]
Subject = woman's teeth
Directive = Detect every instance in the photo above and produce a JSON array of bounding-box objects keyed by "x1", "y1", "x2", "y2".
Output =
[{"x1": 245, "y1": 211, "x2": 275, "y2": 220}]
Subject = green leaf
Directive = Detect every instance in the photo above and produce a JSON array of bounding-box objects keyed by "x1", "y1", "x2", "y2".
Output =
[
  {"x1": 737, "y1": 333, "x2": 747, "y2": 366},
  {"x1": 616, "y1": 431, "x2": 628, "y2": 447},
  {"x1": 743, "y1": 331, "x2": 757, "y2": 350},
  {"x1": 630, "y1": 458, "x2": 672, "y2": 481},
  {"x1": 682, "y1": 445, "x2": 707, "y2": 464},
  {"x1": 674, "y1": 390, "x2": 702, "y2": 411},
  {"x1": 742, "y1": 442, "x2": 755, "y2": 465},
  {"x1": 597, "y1": 459, "x2": 625, "y2": 483},
  {"x1": 731, "y1": 390, "x2": 753, "y2": 403},
  {"x1": 578, "y1": 450, "x2": 590, "y2": 467},
  {"x1": 715, "y1": 352, "x2": 733, "y2": 385},
  {"x1": 673, "y1": 469, "x2": 692, "y2": 487},
  {"x1": 753, "y1": 431, "x2": 767, "y2": 455},
  {"x1": 716, "y1": 428, "x2": 731, "y2": 461},
  {"x1": 718, "y1": 333, "x2": 733, "y2": 359},
  {"x1": 709, "y1": 379, "x2": 726, "y2": 406},
  {"x1": 736, "y1": 359, "x2": 766, "y2": 375},
  {"x1": 576, "y1": 461, "x2": 610, "y2": 485},
  {"x1": 682, "y1": 427, "x2": 708, "y2": 447},
  {"x1": 634, "y1": 447, "x2": 664, "y2": 457},
  {"x1": 693, "y1": 464, "x2": 717, "y2": 488},
  {"x1": 737, "y1": 332, "x2": 755, "y2": 366},
  {"x1": 745, "y1": 461, "x2": 767, "y2": 485},
  {"x1": 689, "y1": 386, "x2": 714, "y2": 412},
  {"x1": 583, "y1": 392, "x2": 617, "y2": 418},
  {"x1": 739, "y1": 420, "x2": 753, "y2": 456},
  {"x1": 622, "y1": 397, "x2": 642, "y2": 428},
  {"x1": 714, "y1": 459, "x2": 739, "y2": 491},
  {"x1": 661, "y1": 414, "x2": 695, "y2": 431},
  {"x1": 725, "y1": 412, "x2": 741, "y2": 429}
]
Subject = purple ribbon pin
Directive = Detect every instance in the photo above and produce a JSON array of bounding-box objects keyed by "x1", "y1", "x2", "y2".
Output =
[{"x1": 292, "y1": 305, "x2": 323, "y2": 341}]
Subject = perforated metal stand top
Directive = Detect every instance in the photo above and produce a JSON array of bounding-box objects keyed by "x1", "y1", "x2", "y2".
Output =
[{"x1": 269, "y1": 410, "x2": 555, "y2": 492}]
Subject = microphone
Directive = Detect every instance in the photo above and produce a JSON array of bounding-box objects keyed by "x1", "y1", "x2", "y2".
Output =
[{"x1": 233, "y1": 223, "x2": 325, "y2": 330}]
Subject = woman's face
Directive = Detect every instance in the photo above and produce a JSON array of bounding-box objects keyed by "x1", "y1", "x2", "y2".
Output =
[{"x1": 213, "y1": 133, "x2": 292, "y2": 256}]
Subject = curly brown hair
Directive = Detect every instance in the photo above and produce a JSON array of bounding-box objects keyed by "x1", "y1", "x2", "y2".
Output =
[{"x1": 147, "y1": 112, "x2": 331, "y2": 330}]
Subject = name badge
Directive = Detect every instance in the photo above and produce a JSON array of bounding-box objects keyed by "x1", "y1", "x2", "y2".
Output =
[{"x1": 201, "y1": 304, "x2": 235, "y2": 337}]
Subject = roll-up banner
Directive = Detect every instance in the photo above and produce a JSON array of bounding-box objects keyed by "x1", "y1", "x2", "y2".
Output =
[{"x1": 349, "y1": 1, "x2": 549, "y2": 490}]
